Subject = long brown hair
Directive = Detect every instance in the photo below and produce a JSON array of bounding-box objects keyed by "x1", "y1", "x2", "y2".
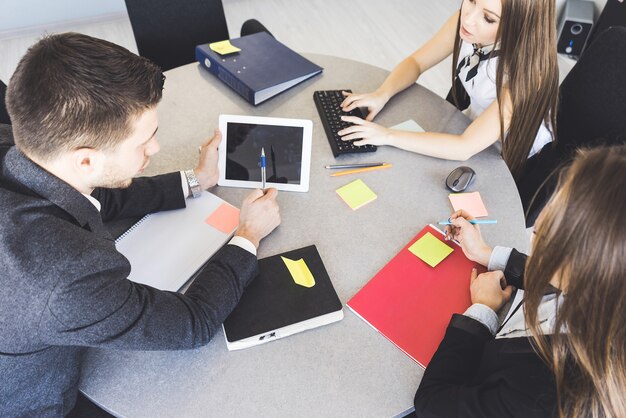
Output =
[
  {"x1": 451, "y1": 0, "x2": 559, "y2": 179},
  {"x1": 524, "y1": 145, "x2": 626, "y2": 418}
]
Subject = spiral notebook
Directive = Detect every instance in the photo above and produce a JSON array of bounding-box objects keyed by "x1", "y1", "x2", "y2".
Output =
[{"x1": 115, "y1": 193, "x2": 240, "y2": 292}]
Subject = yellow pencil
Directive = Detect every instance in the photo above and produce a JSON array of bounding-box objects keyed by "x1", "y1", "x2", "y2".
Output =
[{"x1": 330, "y1": 163, "x2": 393, "y2": 177}]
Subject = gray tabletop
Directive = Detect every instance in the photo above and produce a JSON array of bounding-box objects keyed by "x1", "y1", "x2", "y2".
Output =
[{"x1": 80, "y1": 54, "x2": 529, "y2": 417}]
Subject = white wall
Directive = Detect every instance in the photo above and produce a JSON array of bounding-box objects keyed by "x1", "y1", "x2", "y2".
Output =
[
  {"x1": 0, "y1": 0, "x2": 610, "y2": 36},
  {"x1": 557, "y1": 0, "x2": 607, "y2": 19},
  {"x1": 1, "y1": 0, "x2": 126, "y2": 33}
]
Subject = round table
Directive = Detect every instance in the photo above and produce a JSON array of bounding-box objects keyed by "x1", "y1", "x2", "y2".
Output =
[{"x1": 80, "y1": 54, "x2": 529, "y2": 417}]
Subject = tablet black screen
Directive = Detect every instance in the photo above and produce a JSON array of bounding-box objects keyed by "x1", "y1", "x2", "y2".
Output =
[{"x1": 225, "y1": 122, "x2": 304, "y2": 184}]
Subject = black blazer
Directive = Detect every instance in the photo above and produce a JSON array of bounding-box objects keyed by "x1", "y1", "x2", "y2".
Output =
[
  {"x1": 0, "y1": 147, "x2": 259, "y2": 417},
  {"x1": 414, "y1": 250, "x2": 557, "y2": 418}
]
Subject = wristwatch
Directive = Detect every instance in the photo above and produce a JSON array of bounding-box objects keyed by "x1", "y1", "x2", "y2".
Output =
[{"x1": 184, "y1": 169, "x2": 202, "y2": 198}]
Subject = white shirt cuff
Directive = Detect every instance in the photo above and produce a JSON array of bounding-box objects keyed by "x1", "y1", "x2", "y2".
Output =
[
  {"x1": 180, "y1": 171, "x2": 190, "y2": 198},
  {"x1": 464, "y1": 303, "x2": 499, "y2": 336},
  {"x1": 228, "y1": 236, "x2": 257, "y2": 256},
  {"x1": 488, "y1": 246, "x2": 512, "y2": 272}
]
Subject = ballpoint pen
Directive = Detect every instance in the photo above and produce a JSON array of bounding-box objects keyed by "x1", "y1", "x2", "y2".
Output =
[
  {"x1": 438, "y1": 219, "x2": 498, "y2": 225},
  {"x1": 330, "y1": 164, "x2": 392, "y2": 177},
  {"x1": 260, "y1": 147, "x2": 266, "y2": 190},
  {"x1": 325, "y1": 162, "x2": 386, "y2": 169}
]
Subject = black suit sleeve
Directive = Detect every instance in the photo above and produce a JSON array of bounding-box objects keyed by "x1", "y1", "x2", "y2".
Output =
[
  {"x1": 92, "y1": 172, "x2": 185, "y2": 222},
  {"x1": 41, "y1": 244, "x2": 258, "y2": 350},
  {"x1": 415, "y1": 315, "x2": 492, "y2": 417},
  {"x1": 414, "y1": 314, "x2": 550, "y2": 417},
  {"x1": 503, "y1": 248, "x2": 527, "y2": 290}
]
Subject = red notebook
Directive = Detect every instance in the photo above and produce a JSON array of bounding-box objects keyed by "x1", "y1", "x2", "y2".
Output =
[{"x1": 347, "y1": 225, "x2": 486, "y2": 368}]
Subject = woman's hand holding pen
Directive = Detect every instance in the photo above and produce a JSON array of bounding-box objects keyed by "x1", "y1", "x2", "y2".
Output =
[
  {"x1": 445, "y1": 210, "x2": 493, "y2": 267},
  {"x1": 341, "y1": 90, "x2": 390, "y2": 121}
]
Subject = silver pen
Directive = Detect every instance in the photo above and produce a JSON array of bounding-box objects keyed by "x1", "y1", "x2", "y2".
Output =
[
  {"x1": 260, "y1": 147, "x2": 266, "y2": 190},
  {"x1": 325, "y1": 162, "x2": 386, "y2": 169}
]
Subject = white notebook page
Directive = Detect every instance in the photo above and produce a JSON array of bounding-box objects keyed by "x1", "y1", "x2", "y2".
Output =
[{"x1": 115, "y1": 193, "x2": 238, "y2": 292}]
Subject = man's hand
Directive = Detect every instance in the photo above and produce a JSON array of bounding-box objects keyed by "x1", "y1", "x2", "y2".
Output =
[
  {"x1": 194, "y1": 129, "x2": 221, "y2": 190},
  {"x1": 445, "y1": 209, "x2": 492, "y2": 266},
  {"x1": 470, "y1": 269, "x2": 514, "y2": 312},
  {"x1": 235, "y1": 188, "x2": 281, "y2": 249}
]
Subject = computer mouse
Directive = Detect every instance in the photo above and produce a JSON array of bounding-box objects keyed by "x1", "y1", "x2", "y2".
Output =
[{"x1": 446, "y1": 166, "x2": 475, "y2": 192}]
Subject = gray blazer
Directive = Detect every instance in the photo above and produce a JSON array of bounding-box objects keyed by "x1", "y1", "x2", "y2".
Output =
[{"x1": 0, "y1": 147, "x2": 258, "y2": 417}]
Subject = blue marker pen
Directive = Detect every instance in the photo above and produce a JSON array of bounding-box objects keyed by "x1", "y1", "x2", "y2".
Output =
[{"x1": 260, "y1": 147, "x2": 266, "y2": 190}]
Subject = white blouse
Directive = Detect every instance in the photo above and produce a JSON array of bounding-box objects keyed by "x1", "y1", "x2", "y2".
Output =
[{"x1": 457, "y1": 40, "x2": 553, "y2": 158}]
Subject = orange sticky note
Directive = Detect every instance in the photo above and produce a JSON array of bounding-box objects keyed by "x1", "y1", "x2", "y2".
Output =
[
  {"x1": 448, "y1": 192, "x2": 488, "y2": 218},
  {"x1": 205, "y1": 203, "x2": 239, "y2": 234}
]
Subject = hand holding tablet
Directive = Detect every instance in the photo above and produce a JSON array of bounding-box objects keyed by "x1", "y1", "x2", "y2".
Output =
[{"x1": 218, "y1": 115, "x2": 313, "y2": 192}]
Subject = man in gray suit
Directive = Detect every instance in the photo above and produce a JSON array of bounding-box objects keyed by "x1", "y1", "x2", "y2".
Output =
[{"x1": 0, "y1": 33, "x2": 281, "y2": 417}]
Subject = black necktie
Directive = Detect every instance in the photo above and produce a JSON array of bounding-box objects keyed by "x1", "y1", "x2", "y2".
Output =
[{"x1": 456, "y1": 44, "x2": 500, "y2": 82}]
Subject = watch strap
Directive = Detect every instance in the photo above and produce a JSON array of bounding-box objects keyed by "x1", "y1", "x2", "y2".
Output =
[{"x1": 184, "y1": 169, "x2": 202, "y2": 198}]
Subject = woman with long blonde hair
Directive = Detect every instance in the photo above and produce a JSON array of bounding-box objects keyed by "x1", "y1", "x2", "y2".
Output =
[
  {"x1": 414, "y1": 145, "x2": 626, "y2": 417},
  {"x1": 340, "y1": 0, "x2": 559, "y2": 179}
]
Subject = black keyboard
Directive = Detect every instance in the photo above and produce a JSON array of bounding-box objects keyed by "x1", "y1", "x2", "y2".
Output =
[{"x1": 313, "y1": 90, "x2": 377, "y2": 157}]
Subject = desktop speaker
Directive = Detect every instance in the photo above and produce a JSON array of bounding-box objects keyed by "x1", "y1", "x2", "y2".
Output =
[{"x1": 557, "y1": 0, "x2": 594, "y2": 58}]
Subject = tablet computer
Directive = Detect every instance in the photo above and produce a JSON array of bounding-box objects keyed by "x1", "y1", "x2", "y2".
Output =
[{"x1": 218, "y1": 115, "x2": 313, "y2": 192}]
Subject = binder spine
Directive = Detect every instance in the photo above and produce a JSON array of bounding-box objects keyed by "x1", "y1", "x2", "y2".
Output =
[
  {"x1": 196, "y1": 46, "x2": 254, "y2": 105},
  {"x1": 115, "y1": 214, "x2": 150, "y2": 244},
  {"x1": 216, "y1": 68, "x2": 254, "y2": 104}
]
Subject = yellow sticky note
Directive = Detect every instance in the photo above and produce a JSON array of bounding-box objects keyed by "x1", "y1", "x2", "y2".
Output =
[
  {"x1": 281, "y1": 256, "x2": 315, "y2": 288},
  {"x1": 336, "y1": 179, "x2": 377, "y2": 210},
  {"x1": 408, "y1": 232, "x2": 454, "y2": 268},
  {"x1": 209, "y1": 40, "x2": 241, "y2": 55}
]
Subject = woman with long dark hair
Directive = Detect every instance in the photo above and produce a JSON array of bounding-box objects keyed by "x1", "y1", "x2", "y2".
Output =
[
  {"x1": 414, "y1": 145, "x2": 626, "y2": 417},
  {"x1": 340, "y1": 0, "x2": 559, "y2": 179}
]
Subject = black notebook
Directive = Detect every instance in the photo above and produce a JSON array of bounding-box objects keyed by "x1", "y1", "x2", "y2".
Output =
[{"x1": 222, "y1": 245, "x2": 343, "y2": 350}]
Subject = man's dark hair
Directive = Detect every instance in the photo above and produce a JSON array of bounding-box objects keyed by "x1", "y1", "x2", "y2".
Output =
[{"x1": 6, "y1": 32, "x2": 165, "y2": 161}]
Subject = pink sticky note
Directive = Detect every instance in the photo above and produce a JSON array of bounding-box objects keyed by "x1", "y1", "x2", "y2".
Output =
[
  {"x1": 205, "y1": 203, "x2": 240, "y2": 234},
  {"x1": 448, "y1": 192, "x2": 489, "y2": 218}
]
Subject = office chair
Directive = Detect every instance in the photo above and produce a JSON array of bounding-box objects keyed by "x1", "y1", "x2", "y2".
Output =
[
  {"x1": 583, "y1": 0, "x2": 626, "y2": 55},
  {"x1": 0, "y1": 124, "x2": 14, "y2": 164},
  {"x1": 0, "y1": 79, "x2": 14, "y2": 164},
  {"x1": 1, "y1": 79, "x2": 10, "y2": 125},
  {"x1": 517, "y1": 26, "x2": 626, "y2": 226},
  {"x1": 124, "y1": 0, "x2": 272, "y2": 71}
]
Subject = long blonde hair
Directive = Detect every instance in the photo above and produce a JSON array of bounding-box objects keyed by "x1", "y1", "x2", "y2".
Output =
[
  {"x1": 451, "y1": 0, "x2": 559, "y2": 179},
  {"x1": 524, "y1": 145, "x2": 626, "y2": 418}
]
